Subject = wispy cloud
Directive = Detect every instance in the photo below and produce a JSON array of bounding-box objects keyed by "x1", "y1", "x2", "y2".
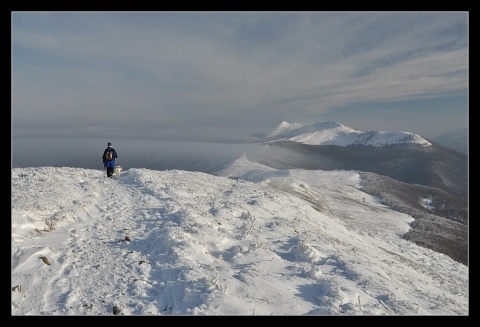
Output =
[{"x1": 12, "y1": 11, "x2": 468, "y2": 140}]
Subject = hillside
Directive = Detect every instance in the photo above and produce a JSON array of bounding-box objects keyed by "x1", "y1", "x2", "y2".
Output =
[
  {"x1": 11, "y1": 165, "x2": 468, "y2": 315},
  {"x1": 242, "y1": 122, "x2": 469, "y2": 265},
  {"x1": 249, "y1": 140, "x2": 467, "y2": 201},
  {"x1": 359, "y1": 172, "x2": 467, "y2": 265}
]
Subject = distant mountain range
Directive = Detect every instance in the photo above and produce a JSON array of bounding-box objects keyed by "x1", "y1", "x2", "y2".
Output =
[
  {"x1": 266, "y1": 121, "x2": 432, "y2": 147},
  {"x1": 260, "y1": 121, "x2": 467, "y2": 198},
  {"x1": 239, "y1": 121, "x2": 468, "y2": 265},
  {"x1": 266, "y1": 121, "x2": 468, "y2": 154},
  {"x1": 431, "y1": 128, "x2": 468, "y2": 155}
]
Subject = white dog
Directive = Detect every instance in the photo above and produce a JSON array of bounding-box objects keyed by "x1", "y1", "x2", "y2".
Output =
[{"x1": 113, "y1": 165, "x2": 122, "y2": 179}]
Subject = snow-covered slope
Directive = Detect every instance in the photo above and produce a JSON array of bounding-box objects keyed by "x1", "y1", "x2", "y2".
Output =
[
  {"x1": 11, "y1": 163, "x2": 468, "y2": 315},
  {"x1": 267, "y1": 121, "x2": 432, "y2": 147}
]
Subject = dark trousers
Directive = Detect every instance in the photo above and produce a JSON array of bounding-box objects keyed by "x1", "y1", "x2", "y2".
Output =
[{"x1": 107, "y1": 167, "x2": 114, "y2": 177}]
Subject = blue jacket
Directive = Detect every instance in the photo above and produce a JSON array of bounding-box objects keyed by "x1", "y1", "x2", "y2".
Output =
[{"x1": 102, "y1": 146, "x2": 118, "y2": 168}]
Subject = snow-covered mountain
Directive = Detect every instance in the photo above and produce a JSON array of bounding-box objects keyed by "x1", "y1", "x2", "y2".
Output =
[
  {"x1": 256, "y1": 121, "x2": 468, "y2": 267},
  {"x1": 266, "y1": 121, "x2": 432, "y2": 147},
  {"x1": 11, "y1": 161, "x2": 468, "y2": 315},
  {"x1": 258, "y1": 121, "x2": 468, "y2": 204}
]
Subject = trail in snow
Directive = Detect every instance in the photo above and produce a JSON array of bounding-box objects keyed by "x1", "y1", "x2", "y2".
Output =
[{"x1": 11, "y1": 166, "x2": 468, "y2": 315}]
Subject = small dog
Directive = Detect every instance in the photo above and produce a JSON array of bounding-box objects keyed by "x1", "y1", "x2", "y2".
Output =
[{"x1": 113, "y1": 165, "x2": 122, "y2": 179}]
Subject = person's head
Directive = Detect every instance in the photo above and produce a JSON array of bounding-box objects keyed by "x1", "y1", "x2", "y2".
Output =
[{"x1": 108, "y1": 142, "x2": 112, "y2": 147}]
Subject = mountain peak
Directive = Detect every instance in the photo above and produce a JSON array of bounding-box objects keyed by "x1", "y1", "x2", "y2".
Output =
[
  {"x1": 266, "y1": 121, "x2": 431, "y2": 147},
  {"x1": 268, "y1": 121, "x2": 303, "y2": 139}
]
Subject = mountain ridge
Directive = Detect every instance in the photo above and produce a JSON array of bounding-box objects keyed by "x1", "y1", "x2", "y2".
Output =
[
  {"x1": 266, "y1": 121, "x2": 432, "y2": 147},
  {"x1": 217, "y1": 154, "x2": 468, "y2": 265},
  {"x1": 239, "y1": 121, "x2": 469, "y2": 264}
]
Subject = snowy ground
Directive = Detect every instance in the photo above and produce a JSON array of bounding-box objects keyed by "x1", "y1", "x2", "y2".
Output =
[{"x1": 11, "y1": 156, "x2": 468, "y2": 315}]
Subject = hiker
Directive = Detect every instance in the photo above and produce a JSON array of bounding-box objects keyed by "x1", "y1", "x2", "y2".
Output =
[{"x1": 102, "y1": 142, "x2": 118, "y2": 178}]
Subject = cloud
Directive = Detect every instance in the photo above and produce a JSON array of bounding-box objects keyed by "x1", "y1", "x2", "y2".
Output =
[{"x1": 12, "y1": 12, "x2": 468, "y2": 140}]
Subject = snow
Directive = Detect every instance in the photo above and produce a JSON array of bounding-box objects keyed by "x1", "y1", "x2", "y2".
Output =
[
  {"x1": 11, "y1": 156, "x2": 468, "y2": 316},
  {"x1": 267, "y1": 121, "x2": 432, "y2": 147}
]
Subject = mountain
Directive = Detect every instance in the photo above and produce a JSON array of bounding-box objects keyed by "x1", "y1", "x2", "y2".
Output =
[
  {"x1": 241, "y1": 121, "x2": 468, "y2": 265},
  {"x1": 266, "y1": 121, "x2": 432, "y2": 147},
  {"x1": 432, "y1": 128, "x2": 468, "y2": 155},
  {"x1": 12, "y1": 165, "x2": 468, "y2": 315},
  {"x1": 260, "y1": 121, "x2": 467, "y2": 200}
]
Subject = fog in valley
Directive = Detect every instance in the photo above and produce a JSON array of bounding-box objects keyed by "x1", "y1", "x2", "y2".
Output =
[{"x1": 11, "y1": 138, "x2": 263, "y2": 174}]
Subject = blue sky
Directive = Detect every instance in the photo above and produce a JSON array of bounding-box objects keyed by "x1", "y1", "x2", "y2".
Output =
[{"x1": 11, "y1": 11, "x2": 468, "y2": 142}]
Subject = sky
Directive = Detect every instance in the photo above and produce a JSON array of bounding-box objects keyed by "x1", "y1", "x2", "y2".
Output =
[
  {"x1": 11, "y1": 156, "x2": 468, "y2": 316},
  {"x1": 11, "y1": 11, "x2": 468, "y2": 143}
]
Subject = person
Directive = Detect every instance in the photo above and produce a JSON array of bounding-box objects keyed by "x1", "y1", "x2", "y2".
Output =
[{"x1": 102, "y1": 142, "x2": 118, "y2": 178}]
